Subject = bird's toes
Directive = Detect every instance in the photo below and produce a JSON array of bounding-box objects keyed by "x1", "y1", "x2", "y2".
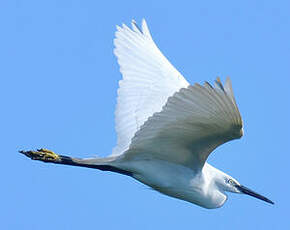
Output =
[{"x1": 19, "y1": 149, "x2": 60, "y2": 162}]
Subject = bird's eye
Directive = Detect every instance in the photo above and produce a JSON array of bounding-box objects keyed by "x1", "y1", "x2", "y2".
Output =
[{"x1": 228, "y1": 179, "x2": 234, "y2": 185}]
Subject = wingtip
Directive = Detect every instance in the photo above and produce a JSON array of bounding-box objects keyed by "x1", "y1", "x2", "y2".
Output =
[
  {"x1": 141, "y1": 18, "x2": 151, "y2": 38},
  {"x1": 131, "y1": 19, "x2": 142, "y2": 33},
  {"x1": 204, "y1": 81, "x2": 214, "y2": 89},
  {"x1": 216, "y1": 76, "x2": 221, "y2": 83},
  {"x1": 214, "y1": 77, "x2": 225, "y2": 92},
  {"x1": 141, "y1": 18, "x2": 147, "y2": 25}
]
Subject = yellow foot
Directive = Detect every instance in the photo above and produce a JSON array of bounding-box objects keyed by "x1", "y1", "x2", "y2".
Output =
[{"x1": 19, "y1": 148, "x2": 61, "y2": 162}]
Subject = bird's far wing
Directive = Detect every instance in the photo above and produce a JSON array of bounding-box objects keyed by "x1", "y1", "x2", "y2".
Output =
[
  {"x1": 123, "y1": 78, "x2": 243, "y2": 171},
  {"x1": 112, "y1": 19, "x2": 189, "y2": 155}
]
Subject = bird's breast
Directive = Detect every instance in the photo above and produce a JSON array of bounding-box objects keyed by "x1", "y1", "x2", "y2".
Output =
[
  {"x1": 118, "y1": 159, "x2": 224, "y2": 208},
  {"x1": 117, "y1": 159, "x2": 227, "y2": 209}
]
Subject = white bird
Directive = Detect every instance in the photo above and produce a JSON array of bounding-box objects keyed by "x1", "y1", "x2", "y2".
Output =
[{"x1": 20, "y1": 19, "x2": 273, "y2": 209}]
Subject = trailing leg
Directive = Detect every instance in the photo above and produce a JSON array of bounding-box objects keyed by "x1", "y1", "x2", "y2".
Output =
[{"x1": 19, "y1": 148, "x2": 132, "y2": 176}]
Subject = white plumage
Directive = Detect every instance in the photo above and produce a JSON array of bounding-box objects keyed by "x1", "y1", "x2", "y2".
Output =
[
  {"x1": 21, "y1": 19, "x2": 274, "y2": 209},
  {"x1": 113, "y1": 19, "x2": 189, "y2": 155},
  {"x1": 113, "y1": 19, "x2": 243, "y2": 172}
]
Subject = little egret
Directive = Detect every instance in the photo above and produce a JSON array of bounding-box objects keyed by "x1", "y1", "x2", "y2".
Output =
[{"x1": 20, "y1": 19, "x2": 274, "y2": 209}]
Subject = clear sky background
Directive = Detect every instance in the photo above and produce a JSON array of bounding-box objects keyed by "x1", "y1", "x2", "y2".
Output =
[{"x1": 1, "y1": 1, "x2": 290, "y2": 229}]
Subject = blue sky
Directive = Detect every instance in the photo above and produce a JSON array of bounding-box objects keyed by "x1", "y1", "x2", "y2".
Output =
[{"x1": 1, "y1": 0, "x2": 290, "y2": 229}]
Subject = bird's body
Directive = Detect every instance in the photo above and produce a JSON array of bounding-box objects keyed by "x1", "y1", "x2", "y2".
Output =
[
  {"x1": 20, "y1": 19, "x2": 273, "y2": 208},
  {"x1": 127, "y1": 160, "x2": 227, "y2": 209}
]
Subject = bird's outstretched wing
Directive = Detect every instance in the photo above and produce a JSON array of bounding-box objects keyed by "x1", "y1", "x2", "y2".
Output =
[
  {"x1": 113, "y1": 19, "x2": 189, "y2": 155},
  {"x1": 123, "y1": 78, "x2": 243, "y2": 171}
]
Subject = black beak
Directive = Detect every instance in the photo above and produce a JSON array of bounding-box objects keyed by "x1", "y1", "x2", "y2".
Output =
[{"x1": 235, "y1": 185, "x2": 274, "y2": 205}]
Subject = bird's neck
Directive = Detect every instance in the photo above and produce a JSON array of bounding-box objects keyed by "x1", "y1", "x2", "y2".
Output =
[{"x1": 200, "y1": 164, "x2": 228, "y2": 208}]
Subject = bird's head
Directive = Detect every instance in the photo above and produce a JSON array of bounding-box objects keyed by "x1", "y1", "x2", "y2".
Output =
[{"x1": 216, "y1": 174, "x2": 274, "y2": 205}]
